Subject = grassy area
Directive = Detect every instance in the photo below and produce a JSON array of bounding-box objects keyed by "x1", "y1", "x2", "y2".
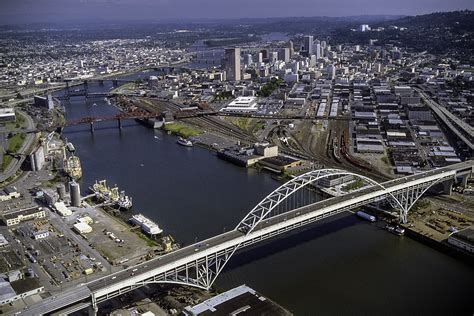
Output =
[
  {"x1": 163, "y1": 122, "x2": 202, "y2": 138},
  {"x1": 4, "y1": 111, "x2": 26, "y2": 130},
  {"x1": 110, "y1": 82, "x2": 135, "y2": 94},
  {"x1": 136, "y1": 231, "x2": 158, "y2": 248},
  {"x1": 7, "y1": 133, "x2": 26, "y2": 153},
  {"x1": 1, "y1": 132, "x2": 26, "y2": 171},
  {"x1": 381, "y1": 156, "x2": 390, "y2": 165},
  {"x1": 343, "y1": 178, "x2": 365, "y2": 192}
]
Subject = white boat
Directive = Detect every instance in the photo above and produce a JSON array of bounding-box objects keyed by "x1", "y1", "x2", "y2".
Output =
[
  {"x1": 130, "y1": 214, "x2": 163, "y2": 235},
  {"x1": 177, "y1": 137, "x2": 193, "y2": 147}
]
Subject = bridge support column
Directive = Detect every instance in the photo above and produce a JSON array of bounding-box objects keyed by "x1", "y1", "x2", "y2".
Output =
[
  {"x1": 90, "y1": 122, "x2": 95, "y2": 133},
  {"x1": 442, "y1": 179, "x2": 453, "y2": 195},
  {"x1": 459, "y1": 176, "x2": 468, "y2": 188},
  {"x1": 118, "y1": 118, "x2": 122, "y2": 130}
]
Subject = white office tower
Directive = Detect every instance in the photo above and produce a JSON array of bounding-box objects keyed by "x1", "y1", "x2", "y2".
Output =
[
  {"x1": 244, "y1": 54, "x2": 253, "y2": 66},
  {"x1": 316, "y1": 43, "x2": 322, "y2": 59},
  {"x1": 257, "y1": 52, "x2": 263, "y2": 64},
  {"x1": 224, "y1": 48, "x2": 241, "y2": 82},
  {"x1": 303, "y1": 35, "x2": 314, "y2": 55},
  {"x1": 360, "y1": 24, "x2": 371, "y2": 32},
  {"x1": 321, "y1": 41, "x2": 327, "y2": 49},
  {"x1": 310, "y1": 55, "x2": 317, "y2": 67},
  {"x1": 354, "y1": 45, "x2": 361, "y2": 52}
]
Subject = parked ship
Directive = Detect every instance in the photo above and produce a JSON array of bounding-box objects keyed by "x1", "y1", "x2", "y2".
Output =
[
  {"x1": 90, "y1": 180, "x2": 132, "y2": 210},
  {"x1": 116, "y1": 191, "x2": 133, "y2": 210},
  {"x1": 130, "y1": 213, "x2": 163, "y2": 235},
  {"x1": 385, "y1": 224, "x2": 405, "y2": 236},
  {"x1": 177, "y1": 137, "x2": 193, "y2": 147},
  {"x1": 356, "y1": 211, "x2": 376, "y2": 222},
  {"x1": 64, "y1": 155, "x2": 82, "y2": 180},
  {"x1": 66, "y1": 142, "x2": 76, "y2": 153}
]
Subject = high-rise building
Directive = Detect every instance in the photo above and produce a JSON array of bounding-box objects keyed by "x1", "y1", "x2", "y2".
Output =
[
  {"x1": 257, "y1": 52, "x2": 263, "y2": 64},
  {"x1": 287, "y1": 41, "x2": 294, "y2": 57},
  {"x1": 271, "y1": 51, "x2": 279, "y2": 63},
  {"x1": 224, "y1": 48, "x2": 241, "y2": 82},
  {"x1": 316, "y1": 43, "x2": 321, "y2": 59},
  {"x1": 279, "y1": 48, "x2": 290, "y2": 63},
  {"x1": 244, "y1": 54, "x2": 253, "y2": 66},
  {"x1": 303, "y1": 35, "x2": 314, "y2": 56}
]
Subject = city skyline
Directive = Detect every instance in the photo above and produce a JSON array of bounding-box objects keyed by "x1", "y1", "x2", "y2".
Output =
[{"x1": 1, "y1": 0, "x2": 474, "y2": 24}]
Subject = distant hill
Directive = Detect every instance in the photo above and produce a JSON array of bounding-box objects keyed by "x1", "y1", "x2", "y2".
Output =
[{"x1": 332, "y1": 10, "x2": 474, "y2": 56}]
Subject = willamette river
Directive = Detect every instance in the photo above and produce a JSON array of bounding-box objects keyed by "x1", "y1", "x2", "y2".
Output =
[{"x1": 59, "y1": 78, "x2": 473, "y2": 315}]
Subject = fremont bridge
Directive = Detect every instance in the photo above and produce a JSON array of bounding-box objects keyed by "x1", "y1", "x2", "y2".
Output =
[{"x1": 24, "y1": 160, "x2": 473, "y2": 315}]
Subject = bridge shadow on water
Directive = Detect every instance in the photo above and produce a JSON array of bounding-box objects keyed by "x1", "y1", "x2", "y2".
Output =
[{"x1": 223, "y1": 213, "x2": 361, "y2": 272}]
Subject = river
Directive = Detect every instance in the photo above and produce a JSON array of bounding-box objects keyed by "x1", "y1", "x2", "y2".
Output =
[{"x1": 58, "y1": 78, "x2": 473, "y2": 315}]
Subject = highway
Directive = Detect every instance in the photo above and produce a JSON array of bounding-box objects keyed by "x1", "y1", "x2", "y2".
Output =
[
  {"x1": 22, "y1": 160, "x2": 473, "y2": 315},
  {"x1": 415, "y1": 88, "x2": 474, "y2": 150},
  {"x1": 0, "y1": 110, "x2": 36, "y2": 183}
]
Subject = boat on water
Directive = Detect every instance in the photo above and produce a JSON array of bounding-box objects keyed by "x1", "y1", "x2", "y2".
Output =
[
  {"x1": 116, "y1": 191, "x2": 132, "y2": 210},
  {"x1": 385, "y1": 224, "x2": 405, "y2": 236},
  {"x1": 177, "y1": 137, "x2": 193, "y2": 147},
  {"x1": 64, "y1": 155, "x2": 82, "y2": 180},
  {"x1": 130, "y1": 214, "x2": 163, "y2": 235},
  {"x1": 90, "y1": 180, "x2": 133, "y2": 211},
  {"x1": 356, "y1": 210, "x2": 376, "y2": 222}
]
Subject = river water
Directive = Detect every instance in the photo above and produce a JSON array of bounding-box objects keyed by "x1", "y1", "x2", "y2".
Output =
[{"x1": 59, "y1": 79, "x2": 473, "y2": 315}]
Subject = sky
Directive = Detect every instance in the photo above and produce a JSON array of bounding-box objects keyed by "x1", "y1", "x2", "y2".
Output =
[{"x1": 0, "y1": 0, "x2": 473, "y2": 25}]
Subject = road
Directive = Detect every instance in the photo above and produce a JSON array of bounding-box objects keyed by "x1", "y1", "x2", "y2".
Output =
[
  {"x1": 415, "y1": 88, "x2": 474, "y2": 151},
  {"x1": 0, "y1": 110, "x2": 36, "y2": 183}
]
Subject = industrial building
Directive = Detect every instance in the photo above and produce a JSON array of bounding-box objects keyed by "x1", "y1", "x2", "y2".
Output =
[
  {"x1": 53, "y1": 201, "x2": 72, "y2": 217},
  {"x1": 33, "y1": 94, "x2": 54, "y2": 110},
  {"x1": 183, "y1": 285, "x2": 292, "y2": 316},
  {"x1": 0, "y1": 108, "x2": 16, "y2": 122},
  {"x1": 258, "y1": 156, "x2": 302, "y2": 173},
  {"x1": 2, "y1": 207, "x2": 46, "y2": 227},
  {"x1": 448, "y1": 227, "x2": 474, "y2": 253},
  {"x1": 73, "y1": 222, "x2": 93, "y2": 234},
  {"x1": 220, "y1": 97, "x2": 258, "y2": 113}
]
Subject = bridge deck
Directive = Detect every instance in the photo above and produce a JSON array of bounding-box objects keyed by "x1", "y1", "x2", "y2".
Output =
[{"x1": 23, "y1": 160, "x2": 473, "y2": 315}]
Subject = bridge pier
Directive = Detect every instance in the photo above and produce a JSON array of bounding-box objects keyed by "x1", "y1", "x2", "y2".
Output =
[
  {"x1": 442, "y1": 179, "x2": 453, "y2": 195},
  {"x1": 87, "y1": 304, "x2": 98, "y2": 316},
  {"x1": 90, "y1": 122, "x2": 95, "y2": 133},
  {"x1": 118, "y1": 118, "x2": 122, "y2": 130}
]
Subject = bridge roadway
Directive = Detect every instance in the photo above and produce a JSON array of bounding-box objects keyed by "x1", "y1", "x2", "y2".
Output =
[{"x1": 22, "y1": 161, "x2": 473, "y2": 315}]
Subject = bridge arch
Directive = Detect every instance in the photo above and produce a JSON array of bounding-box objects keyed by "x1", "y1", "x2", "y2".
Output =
[{"x1": 236, "y1": 169, "x2": 405, "y2": 234}]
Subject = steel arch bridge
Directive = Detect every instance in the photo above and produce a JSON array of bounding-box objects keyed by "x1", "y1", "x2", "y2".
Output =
[
  {"x1": 27, "y1": 162, "x2": 472, "y2": 316},
  {"x1": 106, "y1": 169, "x2": 447, "y2": 293},
  {"x1": 236, "y1": 168, "x2": 444, "y2": 234}
]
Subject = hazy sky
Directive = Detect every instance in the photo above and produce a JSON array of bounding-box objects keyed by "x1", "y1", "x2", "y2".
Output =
[{"x1": 1, "y1": 0, "x2": 473, "y2": 24}]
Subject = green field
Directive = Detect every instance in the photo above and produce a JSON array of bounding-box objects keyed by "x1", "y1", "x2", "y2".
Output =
[
  {"x1": 1, "y1": 133, "x2": 26, "y2": 171},
  {"x1": 163, "y1": 122, "x2": 202, "y2": 138}
]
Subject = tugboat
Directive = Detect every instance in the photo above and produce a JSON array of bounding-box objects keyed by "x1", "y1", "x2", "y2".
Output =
[
  {"x1": 385, "y1": 224, "x2": 405, "y2": 236},
  {"x1": 177, "y1": 137, "x2": 193, "y2": 147}
]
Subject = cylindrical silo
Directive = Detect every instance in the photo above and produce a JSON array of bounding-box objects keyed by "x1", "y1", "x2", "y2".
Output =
[
  {"x1": 69, "y1": 181, "x2": 81, "y2": 207},
  {"x1": 57, "y1": 183, "x2": 66, "y2": 200}
]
